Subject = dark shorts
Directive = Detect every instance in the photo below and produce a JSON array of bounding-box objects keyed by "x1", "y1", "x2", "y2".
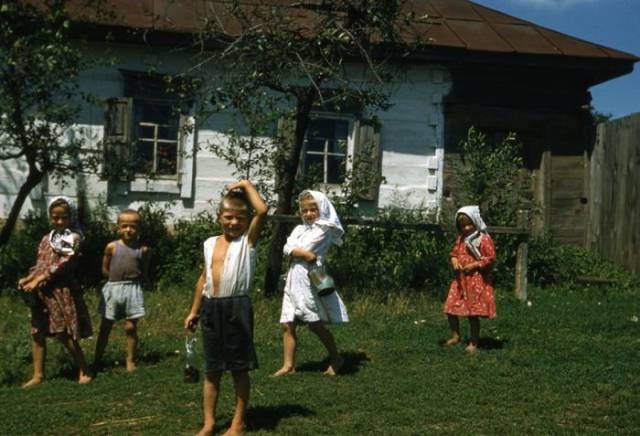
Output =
[{"x1": 200, "y1": 295, "x2": 258, "y2": 373}]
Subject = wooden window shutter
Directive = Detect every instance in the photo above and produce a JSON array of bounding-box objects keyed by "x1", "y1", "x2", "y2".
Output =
[
  {"x1": 103, "y1": 97, "x2": 133, "y2": 180},
  {"x1": 353, "y1": 119, "x2": 382, "y2": 200},
  {"x1": 179, "y1": 114, "x2": 196, "y2": 199}
]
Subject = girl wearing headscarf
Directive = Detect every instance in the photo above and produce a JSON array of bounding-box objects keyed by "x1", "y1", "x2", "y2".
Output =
[
  {"x1": 443, "y1": 206, "x2": 496, "y2": 353},
  {"x1": 272, "y1": 190, "x2": 348, "y2": 377},
  {"x1": 18, "y1": 196, "x2": 93, "y2": 387}
]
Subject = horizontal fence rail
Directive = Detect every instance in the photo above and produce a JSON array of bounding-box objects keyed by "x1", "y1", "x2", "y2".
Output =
[{"x1": 267, "y1": 214, "x2": 530, "y2": 301}]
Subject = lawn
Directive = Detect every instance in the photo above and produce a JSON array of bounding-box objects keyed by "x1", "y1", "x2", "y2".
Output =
[{"x1": 0, "y1": 284, "x2": 638, "y2": 435}]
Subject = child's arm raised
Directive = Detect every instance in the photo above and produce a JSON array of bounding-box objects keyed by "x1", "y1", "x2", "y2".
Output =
[
  {"x1": 102, "y1": 242, "x2": 116, "y2": 279},
  {"x1": 184, "y1": 269, "x2": 206, "y2": 332},
  {"x1": 227, "y1": 179, "x2": 268, "y2": 247}
]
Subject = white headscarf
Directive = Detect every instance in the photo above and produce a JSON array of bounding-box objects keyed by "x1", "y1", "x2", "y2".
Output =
[
  {"x1": 299, "y1": 190, "x2": 344, "y2": 246},
  {"x1": 455, "y1": 205, "x2": 488, "y2": 260},
  {"x1": 47, "y1": 196, "x2": 82, "y2": 256}
]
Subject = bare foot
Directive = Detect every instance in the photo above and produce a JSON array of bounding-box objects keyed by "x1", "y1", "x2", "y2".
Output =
[
  {"x1": 445, "y1": 336, "x2": 461, "y2": 346},
  {"x1": 126, "y1": 362, "x2": 137, "y2": 372},
  {"x1": 21, "y1": 377, "x2": 43, "y2": 389},
  {"x1": 222, "y1": 425, "x2": 245, "y2": 436},
  {"x1": 196, "y1": 424, "x2": 215, "y2": 436},
  {"x1": 271, "y1": 366, "x2": 295, "y2": 377},
  {"x1": 465, "y1": 343, "x2": 477, "y2": 353},
  {"x1": 324, "y1": 355, "x2": 344, "y2": 376},
  {"x1": 78, "y1": 373, "x2": 93, "y2": 384}
]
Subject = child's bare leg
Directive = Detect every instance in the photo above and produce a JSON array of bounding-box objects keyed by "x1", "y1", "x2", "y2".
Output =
[
  {"x1": 93, "y1": 318, "x2": 114, "y2": 368},
  {"x1": 224, "y1": 370, "x2": 250, "y2": 436},
  {"x1": 58, "y1": 333, "x2": 92, "y2": 383},
  {"x1": 272, "y1": 322, "x2": 297, "y2": 376},
  {"x1": 308, "y1": 321, "x2": 343, "y2": 376},
  {"x1": 198, "y1": 371, "x2": 222, "y2": 436},
  {"x1": 22, "y1": 333, "x2": 46, "y2": 388},
  {"x1": 466, "y1": 316, "x2": 480, "y2": 353},
  {"x1": 124, "y1": 319, "x2": 138, "y2": 372},
  {"x1": 445, "y1": 314, "x2": 461, "y2": 346}
]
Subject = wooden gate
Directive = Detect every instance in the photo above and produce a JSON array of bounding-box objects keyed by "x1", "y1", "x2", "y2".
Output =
[{"x1": 534, "y1": 151, "x2": 588, "y2": 245}]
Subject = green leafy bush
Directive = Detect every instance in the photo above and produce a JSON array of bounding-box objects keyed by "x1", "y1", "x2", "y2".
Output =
[
  {"x1": 528, "y1": 233, "x2": 637, "y2": 288},
  {"x1": 158, "y1": 211, "x2": 220, "y2": 287}
]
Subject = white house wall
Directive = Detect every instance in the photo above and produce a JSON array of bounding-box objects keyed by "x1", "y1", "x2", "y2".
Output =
[
  {"x1": 0, "y1": 42, "x2": 451, "y2": 221},
  {"x1": 377, "y1": 66, "x2": 450, "y2": 210}
]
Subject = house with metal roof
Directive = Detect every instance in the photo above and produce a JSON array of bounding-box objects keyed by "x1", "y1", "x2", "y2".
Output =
[{"x1": 1, "y1": 0, "x2": 637, "y2": 245}]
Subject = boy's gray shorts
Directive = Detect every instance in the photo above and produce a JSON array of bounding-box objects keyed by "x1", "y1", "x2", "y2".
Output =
[{"x1": 99, "y1": 281, "x2": 145, "y2": 321}]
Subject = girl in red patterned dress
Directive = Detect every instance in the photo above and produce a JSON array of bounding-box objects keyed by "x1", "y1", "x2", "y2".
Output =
[
  {"x1": 18, "y1": 196, "x2": 93, "y2": 387},
  {"x1": 443, "y1": 206, "x2": 496, "y2": 353}
]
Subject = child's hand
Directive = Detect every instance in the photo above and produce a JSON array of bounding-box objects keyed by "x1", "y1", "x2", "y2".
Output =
[
  {"x1": 451, "y1": 258, "x2": 461, "y2": 271},
  {"x1": 226, "y1": 180, "x2": 249, "y2": 192},
  {"x1": 462, "y1": 262, "x2": 479, "y2": 273},
  {"x1": 184, "y1": 313, "x2": 199, "y2": 332},
  {"x1": 17, "y1": 277, "x2": 28, "y2": 290}
]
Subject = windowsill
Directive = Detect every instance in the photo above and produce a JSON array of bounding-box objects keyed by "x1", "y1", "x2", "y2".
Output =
[{"x1": 130, "y1": 178, "x2": 180, "y2": 194}]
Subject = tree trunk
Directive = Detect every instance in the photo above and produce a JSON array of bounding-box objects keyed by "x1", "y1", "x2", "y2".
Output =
[
  {"x1": 264, "y1": 93, "x2": 314, "y2": 296},
  {"x1": 0, "y1": 169, "x2": 45, "y2": 246}
]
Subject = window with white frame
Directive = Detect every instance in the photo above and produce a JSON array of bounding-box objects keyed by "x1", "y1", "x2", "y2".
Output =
[
  {"x1": 102, "y1": 70, "x2": 196, "y2": 198},
  {"x1": 133, "y1": 100, "x2": 179, "y2": 177},
  {"x1": 302, "y1": 116, "x2": 352, "y2": 184}
]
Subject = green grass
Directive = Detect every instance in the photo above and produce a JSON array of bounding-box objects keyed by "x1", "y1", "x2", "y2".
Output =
[{"x1": 0, "y1": 284, "x2": 639, "y2": 435}]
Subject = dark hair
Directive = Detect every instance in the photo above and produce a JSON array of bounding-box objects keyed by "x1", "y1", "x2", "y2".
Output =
[
  {"x1": 118, "y1": 208, "x2": 141, "y2": 224},
  {"x1": 217, "y1": 190, "x2": 252, "y2": 217}
]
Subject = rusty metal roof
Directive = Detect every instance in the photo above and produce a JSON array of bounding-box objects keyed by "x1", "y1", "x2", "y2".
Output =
[
  {"x1": 408, "y1": 0, "x2": 638, "y2": 61},
  {"x1": 64, "y1": 0, "x2": 639, "y2": 63}
]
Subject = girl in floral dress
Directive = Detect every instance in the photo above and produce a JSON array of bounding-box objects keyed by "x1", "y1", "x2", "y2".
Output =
[
  {"x1": 444, "y1": 206, "x2": 496, "y2": 353},
  {"x1": 18, "y1": 196, "x2": 93, "y2": 387}
]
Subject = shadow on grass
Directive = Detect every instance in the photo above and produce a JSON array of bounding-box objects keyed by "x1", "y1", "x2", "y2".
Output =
[
  {"x1": 244, "y1": 404, "x2": 315, "y2": 431},
  {"x1": 295, "y1": 350, "x2": 370, "y2": 375},
  {"x1": 89, "y1": 350, "x2": 178, "y2": 376},
  {"x1": 437, "y1": 337, "x2": 508, "y2": 350},
  {"x1": 478, "y1": 337, "x2": 508, "y2": 350}
]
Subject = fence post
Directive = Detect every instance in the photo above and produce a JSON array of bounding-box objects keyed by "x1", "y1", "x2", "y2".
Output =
[{"x1": 514, "y1": 210, "x2": 529, "y2": 302}]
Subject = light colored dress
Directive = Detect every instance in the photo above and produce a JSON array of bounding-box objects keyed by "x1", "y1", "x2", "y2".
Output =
[{"x1": 279, "y1": 223, "x2": 349, "y2": 324}]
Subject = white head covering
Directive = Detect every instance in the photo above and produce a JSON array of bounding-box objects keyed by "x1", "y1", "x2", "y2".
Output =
[
  {"x1": 47, "y1": 196, "x2": 82, "y2": 256},
  {"x1": 298, "y1": 190, "x2": 344, "y2": 246},
  {"x1": 455, "y1": 205, "x2": 488, "y2": 260}
]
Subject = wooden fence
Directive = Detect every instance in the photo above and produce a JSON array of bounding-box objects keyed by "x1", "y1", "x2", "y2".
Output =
[
  {"x1": 586, "y1": 113, "x2": 640, "y2": 274},
  {"x1": 268, "y1": 214, "x2": 530, "y2": 301}
]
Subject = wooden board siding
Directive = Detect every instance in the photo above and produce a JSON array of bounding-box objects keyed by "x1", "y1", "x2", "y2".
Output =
[
  {"x1": 442, "y1": 65, "x2": 594, "y2": 242},
  {"x1": 587, "y1": 114, "x2": 640, "y2": 274},
  {"x1": 549, "y1": 155, "x2": 587, "y2": 245}
]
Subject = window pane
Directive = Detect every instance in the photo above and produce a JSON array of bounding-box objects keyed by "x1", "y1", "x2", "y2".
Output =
[
  {"x1": 327, "y1": 155, "x2": 346, "y2": 183},
  {"x1": 138, "y1": 124, "x2": 155, "y2": 139},
  {"x1": 134, "y1": 141, "x2": 154, "y2": 174},
  {"x1": 334, "y1": 119, "x2": 349, "y2": 141},
  {"x1": 307, "y1": 118, "x2": 334, "y2": 138},
  {"x1": 303, "y1": 153, "x2": 324, "y2": 182},
  {"x1": 158, "y1": 125, "x2": 178, "y2": 140},
  {"x1": 156, "y1": 142, "x2": 178, "y2": 175},
  {"x1": 332, "y1": 138, "x2": 348, "y2": 155},
  {"x1": 306, "y1": 138, "x2": 326, "y2": 152}
]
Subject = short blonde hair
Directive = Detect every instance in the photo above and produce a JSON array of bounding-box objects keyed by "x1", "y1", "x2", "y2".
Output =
[
  {"x1": 117, "y1": 209, "x2": 141, "y2": 224},
  {"x1": 217, "y1": 190, "x2": 251, "y2": 217}
]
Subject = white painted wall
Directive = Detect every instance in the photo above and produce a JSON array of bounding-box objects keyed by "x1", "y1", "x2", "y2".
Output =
[{"x1": 0, "y1": 42, "x2": 451, "y2": 221}]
